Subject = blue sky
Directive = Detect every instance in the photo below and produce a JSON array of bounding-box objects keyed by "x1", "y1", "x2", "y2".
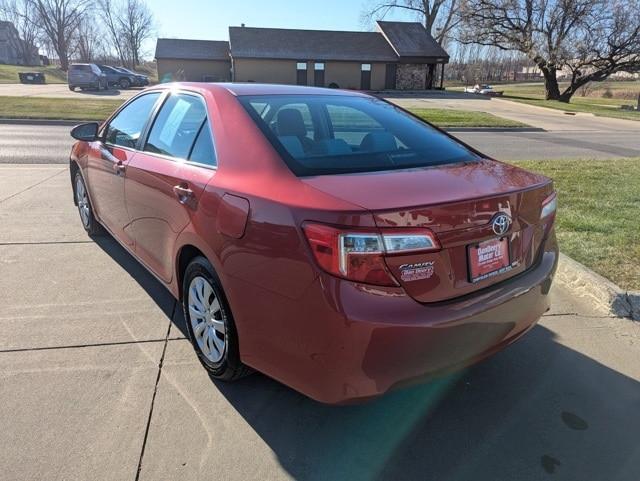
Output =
[{"x1": 146, "y1": 0, "x2": 417, "y2": 53}]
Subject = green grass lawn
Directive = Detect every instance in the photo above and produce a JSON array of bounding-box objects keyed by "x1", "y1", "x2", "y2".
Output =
[
  {"x1": 498, "y1": 81, "x2": 640, "y2": 121},
  {"x1": 510, "y1": 158, "x2": 640, "y2": 291},
  {"x1": 0, "y1": 64, "x2": 68, "y2": 84},
  {"x1": 408, "y1": 108, "x2": 527, "y2": 128},
  {"x1": 0, "y1": 96, "x2": 123, "y2": 120},
  {"x1": 0, "y1": 96, "x2": 527, "y2": 127}
]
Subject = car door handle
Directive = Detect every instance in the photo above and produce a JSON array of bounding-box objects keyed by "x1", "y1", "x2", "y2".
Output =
[
  {"x1": 114, "y1": 161, "x2": 126, "y2": 175},
  {"x1": 173, "y1": 184, "x2": 195, "y2": 205}
]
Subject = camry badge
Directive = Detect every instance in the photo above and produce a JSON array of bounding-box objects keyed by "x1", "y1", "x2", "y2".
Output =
[
  {"x1": 491, "y1": 213, "x2": 512, "y2": 236},
  {"x1": 399, "y1": 261, "x2": 435, "y2": 282}
]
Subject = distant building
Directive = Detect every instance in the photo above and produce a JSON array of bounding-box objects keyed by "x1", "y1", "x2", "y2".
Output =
[
  {"x1": 155, "y1": 21, "x2": 449, "y2": 90},
  {"x1": 154, "y1": 39, "x2": 231, "y2": 83},
  {"x1": 0, "y1": 21, "x2": 39, "y2": 65}
]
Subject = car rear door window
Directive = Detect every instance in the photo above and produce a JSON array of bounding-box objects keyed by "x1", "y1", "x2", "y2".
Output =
[
  {"x1": 105, "y1": 92, "x2": 161, "y2": 149},
  {"x1": 145, "y1": 93, "x2": 207, "y2": 159},
  {"x1": 188, "y1": 123, "x2": 216, "y2": 167}
]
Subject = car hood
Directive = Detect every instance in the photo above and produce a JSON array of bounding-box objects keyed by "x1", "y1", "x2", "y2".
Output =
[{"x1": 300, "y1": 159, "x2": 551, "y2": 212}]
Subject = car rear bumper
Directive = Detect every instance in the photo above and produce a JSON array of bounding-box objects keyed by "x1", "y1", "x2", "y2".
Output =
[
  {"x1": 70, "y1": 80, "x2": 102, "y2": 88},
  {"x1": 252, "y1": 230, "x2": 558, "y2": 404}
]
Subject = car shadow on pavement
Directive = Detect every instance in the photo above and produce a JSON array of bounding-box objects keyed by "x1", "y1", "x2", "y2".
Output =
[
  {"x1": 92, "y1": 233, "x2": 640, "y2": 481},
  {"x1": 211, "y1": 326, "x2": 640, "y2": 481},
  {"x1": 74, "y1": 89, "x2": 123, "y2": 97},
  {"x1": 92, "y1": 236, "x2": 187, "y2": 333}
]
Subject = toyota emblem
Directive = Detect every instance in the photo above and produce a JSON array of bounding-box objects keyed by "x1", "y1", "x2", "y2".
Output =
[{"x1": 491, "y1": 213, "x2": 511, "y2": 236}]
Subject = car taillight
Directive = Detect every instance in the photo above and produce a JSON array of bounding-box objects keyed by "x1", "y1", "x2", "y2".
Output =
[
  {"x1": 302, "y1": 222, "x2": 440, "y2": 286},
  {"x1": 541, "y1": 191, "x2": 557, "y2": 219}
]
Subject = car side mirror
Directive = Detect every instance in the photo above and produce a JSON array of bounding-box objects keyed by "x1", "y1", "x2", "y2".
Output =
[{"x1": 71, "y1": 122, "x2": 100, "y2": 141}]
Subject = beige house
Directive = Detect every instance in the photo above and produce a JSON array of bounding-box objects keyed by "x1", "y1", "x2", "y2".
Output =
[
  {"x1": 155, "y1": 21, "x2": 449, "y2": 90},
  {"x1": 155, "y1": 39, "x2": 231, "y2": 82}
]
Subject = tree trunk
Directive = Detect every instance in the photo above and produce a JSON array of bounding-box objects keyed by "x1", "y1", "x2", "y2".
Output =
[
  {"x1": 541, "y1": 67, "x2": 561, "y2": 100},
  {"x1": 557, "y1": 90, "x2": 574, "y2": 103},
  {"x1": 59, "y1": 52, "x2": 69, "y2": 71}
]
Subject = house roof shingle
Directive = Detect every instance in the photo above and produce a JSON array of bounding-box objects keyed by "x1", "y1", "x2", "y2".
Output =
[
  {"x1": 376, "y1": 21, "x2": 449, "y2": 60},
  {"x1": 155, "y1": 22, "x2": 449, "y2": 64},
  {"x1": 155, "y1": 38, "x2": 229, "y2": 60},
  {"x1": 228, "y1": 26, "x2": 398, "y2": 62}
]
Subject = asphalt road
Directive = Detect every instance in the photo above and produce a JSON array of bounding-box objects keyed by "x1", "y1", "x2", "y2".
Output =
[
  {"x1": 1, "y1": 121, "x2": 639, "y2": 165},
  {"x1": 1, "y1": 164, "x2": 639, "y2": 481}
]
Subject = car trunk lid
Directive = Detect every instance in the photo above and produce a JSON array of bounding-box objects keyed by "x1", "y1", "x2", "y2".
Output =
[{"x1": 301, "y1": 159, "x2": 554, "y2": 302}]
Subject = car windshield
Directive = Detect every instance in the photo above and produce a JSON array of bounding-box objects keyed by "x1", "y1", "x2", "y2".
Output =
[{"x1": 238, "y1": 94, "x2": 480, "y2": 176}]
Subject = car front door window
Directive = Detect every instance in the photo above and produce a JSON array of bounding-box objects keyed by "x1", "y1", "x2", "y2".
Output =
[{"x1": 105, "y1": 92, "x2": 161, "y2": 149}]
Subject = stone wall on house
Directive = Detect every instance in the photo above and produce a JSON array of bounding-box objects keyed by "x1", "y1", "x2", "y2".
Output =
[{"x1": 396, "y1": 63, "x2": 427, "y2": 90}]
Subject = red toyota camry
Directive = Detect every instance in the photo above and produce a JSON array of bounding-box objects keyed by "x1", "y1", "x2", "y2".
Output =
[{"x1": 69, "y1": 83, "x2": 558, "y2": 403}]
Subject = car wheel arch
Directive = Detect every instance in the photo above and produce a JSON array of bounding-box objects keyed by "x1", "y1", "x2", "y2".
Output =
[
  {"x1": 177, "y1": 244, "x2": 206, "y2": 298},
  {"x1": 70, "y1": 160, "x2": 80, "y2": 205},
  {"x1": 175, "y1": 238, "x2": 225, "y2": 300}
]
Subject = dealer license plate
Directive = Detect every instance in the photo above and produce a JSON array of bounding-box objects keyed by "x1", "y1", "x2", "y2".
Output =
[{"x1": 468, "y1": 237, "x2": 511, "y2": 283}]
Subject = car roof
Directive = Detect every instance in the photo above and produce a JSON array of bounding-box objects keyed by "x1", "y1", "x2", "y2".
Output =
[{"x1": 152, "y1": 82, "x2": 371, "y2": 97}]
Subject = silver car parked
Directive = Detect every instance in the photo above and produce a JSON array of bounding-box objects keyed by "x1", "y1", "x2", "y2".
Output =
[{"x1": 68, "y1": 63, "x2": 108, "y2": 92}]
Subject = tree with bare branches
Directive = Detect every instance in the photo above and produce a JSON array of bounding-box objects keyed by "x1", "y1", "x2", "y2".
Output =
[
  {"x1": 363, "y1": 0, "x2": 460, "y2": 44},
  {"x1": 459, "y1": 0, "x2": 640, "y2": 102},
  {"x1": 118, "y1": 0, "x2": 152, "y2": 66},
  {"x1": 29, "y1": 0, "x2": 91, "y2": 70},
  {"x1": 97, "y1": 0, "x2": 152, "y2": 67},
  {"x1": 75, "y1": 11, "x2": 105, "y2": 62}
]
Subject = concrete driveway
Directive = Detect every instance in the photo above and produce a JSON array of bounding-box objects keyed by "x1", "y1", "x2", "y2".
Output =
[
  {"x1": 386, "y1": 91, "x2": 640, "y2": 132},
  {"x1": 0, "y1": 83, "x2": 138, "y2": 100},
  {"x1": 1, "y1": 164, "x2": 639, "y2": 481}
]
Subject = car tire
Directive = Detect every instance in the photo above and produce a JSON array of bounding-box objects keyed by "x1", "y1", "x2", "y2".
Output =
[
  {"x1": 68, "y1": 85, "x2": 75, "y2": 92},
  {"x1": 119, "y1": 78, "x2": 131, "y2": 89},
  {"x1": 182, "y1": 256, "x2": 252, "y2": 381},
  {"x1": 74, "y1": 171, "x2": 103, "y2": 236}
]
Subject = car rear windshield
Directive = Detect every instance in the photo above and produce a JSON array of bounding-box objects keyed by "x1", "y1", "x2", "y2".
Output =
[{"x1": 238, "y1": 94, "x2": 480, "y2": 176}]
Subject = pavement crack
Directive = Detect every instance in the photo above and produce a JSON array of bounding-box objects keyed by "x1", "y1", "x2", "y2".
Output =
[
  {"x1": 0, "y1": 336, "x2": 186, "y2": 353},
  {"x1": 0, "y1": 240, "x2": 94, "y2": 246},
  {"x1": 0, "y1": 168, "x2": 65, "y2": 204},
  {"x1": 135, "y1": 299, "x2": 176, "y2": 481},
  {"x1": 543, "y1": 312, "x2": 618, "y2": 319}
]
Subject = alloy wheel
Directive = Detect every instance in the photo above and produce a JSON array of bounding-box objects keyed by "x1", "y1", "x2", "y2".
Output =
[
  {"x1": 188, "y1": 276, "x2": 226, "y2": 363},
  {"x1": 75, "y1": 175, "x2": 90, "y2": 228}
]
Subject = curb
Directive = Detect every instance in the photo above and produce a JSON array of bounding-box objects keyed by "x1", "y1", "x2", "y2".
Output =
[
  {"x1": 444, "y1": 127, "x2": 545, "y2": 133},
  {"x1": 0, "y1": 118, "x2": 87, "y2": 126},
  {"x1": 556, "y1": 253, "x2": 640, "y2": 321}
]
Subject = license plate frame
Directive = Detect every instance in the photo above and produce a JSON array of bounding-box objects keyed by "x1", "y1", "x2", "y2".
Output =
[{"x1": 468, "y1": 237, "x2": 511, "y2": 283}]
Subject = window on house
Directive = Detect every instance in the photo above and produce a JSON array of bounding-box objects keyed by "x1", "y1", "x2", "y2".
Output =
[
  {"x1": 361, "y1": 63, "x2": 371, "y2": 71},
  {"x1": 296, "y1": 62, "x2": 307, "y2": 70},
  {"x1": 314, "y1": 62, "x2": 325, "y2": 70}
]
